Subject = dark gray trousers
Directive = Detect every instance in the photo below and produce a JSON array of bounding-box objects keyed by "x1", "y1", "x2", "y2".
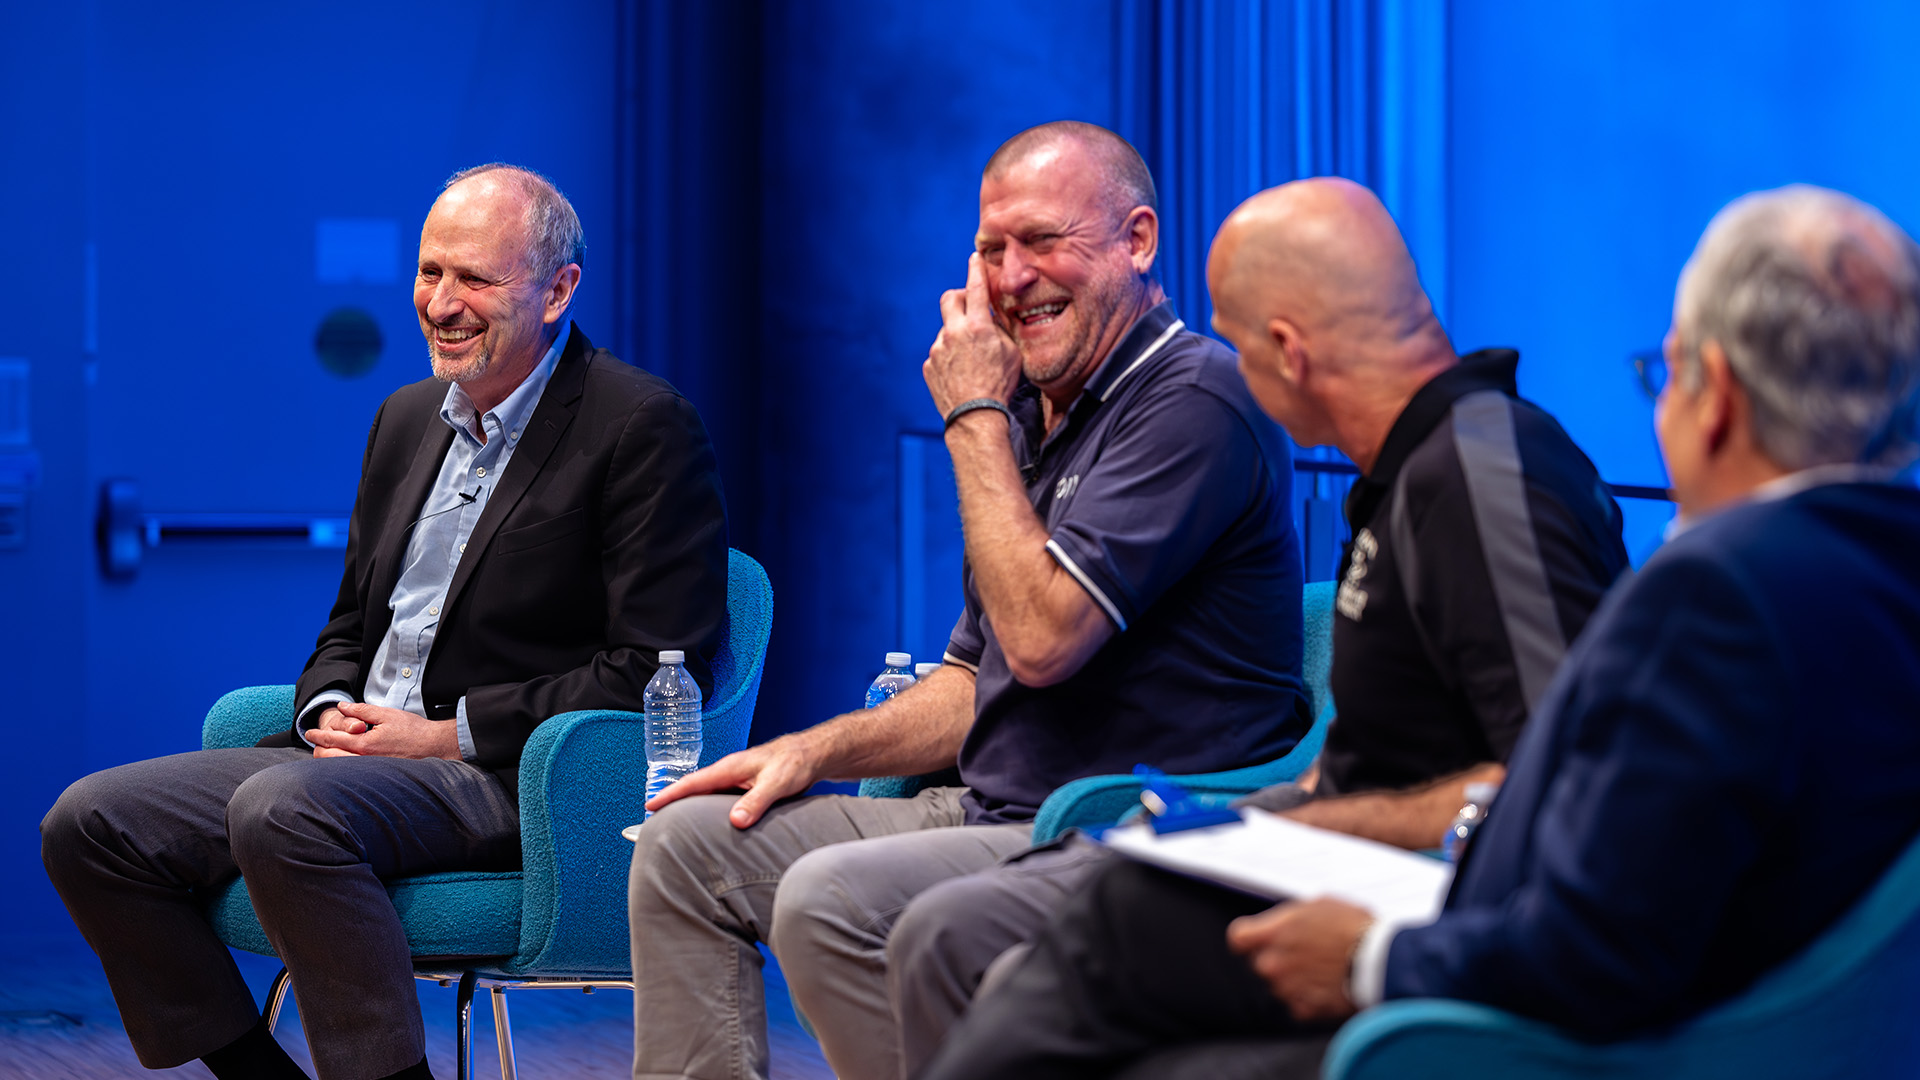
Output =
[
  {"x1": 887, "y1": 834, "x2": 1108, "y2": 1078},
  {"x1": 916, "y1": 857, "x2": 1333, "y2": 1080},
  {"x1": 40, "y1": 747, "x2": 521, "y2": 1080}
]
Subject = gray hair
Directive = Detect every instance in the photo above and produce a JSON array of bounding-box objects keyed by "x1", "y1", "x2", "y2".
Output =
[
  {"x1": 443, "y1": 163, "x2": 586, "y2": 282},
  {"x1": 1674, "y1": 184, "x2": 1920, "y2": 470}
]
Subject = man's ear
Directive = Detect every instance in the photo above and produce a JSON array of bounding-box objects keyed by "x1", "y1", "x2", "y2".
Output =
[
  {"x1": 543, "y1": 263, "x2": 582, "y2": 324},
  {"x1": 1697, "y1": 340, "x2": 1740, "y2": 456},
  {"x1": 1124, "y1": 206, "x2": 1159, "y2": 277},
  {"x1": 1269, "y1": 317, "x2": 1308, "y2": 386}
]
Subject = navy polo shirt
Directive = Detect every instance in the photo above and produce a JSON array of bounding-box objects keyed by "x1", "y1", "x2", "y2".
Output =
[{"x1": 944, "y1": 302, "x2": 1311, "y2": 825}]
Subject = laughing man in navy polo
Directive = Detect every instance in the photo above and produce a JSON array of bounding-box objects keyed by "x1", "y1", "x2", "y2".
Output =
[{"x1": 627, "y1": 121, "x2": 1309, "y2": 1080}]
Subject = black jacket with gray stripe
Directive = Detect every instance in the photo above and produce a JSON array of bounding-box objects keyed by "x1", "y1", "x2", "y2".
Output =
[{"x1": 1319, "y1": 349, "x2": 1630, "y2": 796}]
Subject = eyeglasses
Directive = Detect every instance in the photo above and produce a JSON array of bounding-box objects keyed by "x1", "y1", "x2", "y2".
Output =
[{"x1": 1629, "y1": 349, "x2": 1668, "y2": 401}]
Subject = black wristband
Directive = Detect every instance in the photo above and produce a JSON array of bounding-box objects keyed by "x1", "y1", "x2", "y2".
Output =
[{"x1": 943, "y1": 397, "x2": 1015, "y2": 430}]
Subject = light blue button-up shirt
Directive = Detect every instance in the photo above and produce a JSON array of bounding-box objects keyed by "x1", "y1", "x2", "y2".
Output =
[{"x1": 300, "y1": 319, "x2": 570, "y2": 760}]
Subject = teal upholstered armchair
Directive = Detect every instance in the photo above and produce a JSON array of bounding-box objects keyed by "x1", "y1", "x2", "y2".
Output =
[
  {"x1": 859, "y1": 579, "x2": 1339, "y2": 843},
  {"x1": 199, "y1": 548, "x2": 773, "y2": 1080}
]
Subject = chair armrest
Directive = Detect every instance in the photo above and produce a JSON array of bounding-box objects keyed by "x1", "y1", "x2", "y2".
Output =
[
  {"x1": 509, "y1": 708, "x2": 649, "y2": 976},
  {"x1": 860, "y1": 766, "x2": 963, "y2": 800},
  {"x1": 1029, "y1": 718, "x2": 1329, "y2": 845},
  {"x1": 202, "y1": 685, "x2": 298, "y2": 750},
  {"x1": 860, "y1": 776, "x2": 927, "y2": 799},
  {"x1": 1323, "y1": 999, "x2": 1606, "y2": 1080}
]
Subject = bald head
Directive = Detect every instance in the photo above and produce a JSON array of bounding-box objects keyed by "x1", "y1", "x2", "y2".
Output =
[
  {"x1": 985, "y1": 121, "x2": 1156, "y2": 220},
  {"x1": 1208, "y1": 177, "x2": 1435, "y2": 352},
  {"x1": 1205, "y1": 178, "x2": 1453, "y2": 467}
]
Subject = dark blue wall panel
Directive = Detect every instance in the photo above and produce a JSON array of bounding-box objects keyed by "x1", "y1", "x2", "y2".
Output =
[{"x1": 0, "y1": 3, "x2": 94, "y2": 940}]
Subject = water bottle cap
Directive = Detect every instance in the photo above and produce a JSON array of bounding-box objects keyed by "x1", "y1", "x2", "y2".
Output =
[
  {"x1": 885, "y1": 652, "x2": 912, "y2": 668},
  {"x1": 1463, "y1": 781, "x2": 1500, "y2": 805},
  {"x1": 659, "y1": 650, "x2": 685, "y2": 664},
  {"x1": 915, "y1": 663, "x2": 940, "y2": 676}
]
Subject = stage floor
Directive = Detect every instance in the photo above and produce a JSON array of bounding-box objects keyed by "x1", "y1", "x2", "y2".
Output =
[{"x1": 0, "y1": 929, "x2": 834, "y2": 1079}]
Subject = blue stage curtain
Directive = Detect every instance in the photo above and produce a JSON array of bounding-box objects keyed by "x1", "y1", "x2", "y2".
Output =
[
  {"x1": 1113, "y1": 0, "x2": 1448, "y2": 581},
  {"x1": 1111, "y1": 0, "x2": 1450, "y2": 336}
]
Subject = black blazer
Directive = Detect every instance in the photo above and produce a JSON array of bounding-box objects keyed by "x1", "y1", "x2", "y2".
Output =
[{"x1": 264, "y1": 325, "x2": 729, "y2": 796}]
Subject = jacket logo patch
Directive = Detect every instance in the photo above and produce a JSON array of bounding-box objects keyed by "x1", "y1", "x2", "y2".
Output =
[
  {"x1": 1055, "y1": 474, "x2": 1080, "y2": 501},
  {"x1": 1337, "y1": 528, "x2": 1377, "y2": 621}
]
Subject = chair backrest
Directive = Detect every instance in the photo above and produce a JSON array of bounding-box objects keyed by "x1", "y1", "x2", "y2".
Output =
[
  {"x1": 1698, "y1": 819, "x2": 1920, "y2": 1027},
  {"x1": 696, "y1": 548, "x2": 774, "y2": 763},
  {"x1": 1301, "y1": 579, "x2": 1337, "y2": 725}
]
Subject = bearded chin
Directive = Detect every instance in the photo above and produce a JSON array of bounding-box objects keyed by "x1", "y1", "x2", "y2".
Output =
[
  {"x1": 1017, "y1": 322, "x2": 1088, "y2": 385},
  {"x1": 430, "y1": 341, "x2": 492, "y2": 384}
]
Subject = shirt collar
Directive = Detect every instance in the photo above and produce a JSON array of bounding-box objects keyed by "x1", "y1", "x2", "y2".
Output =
[
  {"x1": 440, "y1": 316, "x2": 571, "y2": 446},
  {"x1": 1081, "y1": 301, "x2": 1185, "y2": 403},
  {"x1": 1664, "y1": 461, "x2": 1908, "y2": 539},
  {"x1": 1344, "y1": 348, "x2": 1520, "y2": 531}
]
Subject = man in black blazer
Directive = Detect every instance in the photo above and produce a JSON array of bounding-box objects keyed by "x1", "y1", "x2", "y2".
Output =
[
  {"x1": 42, "y1": 164, "x2": 727, "y2": 1080},
  {"x1": 919, "y1": 186, "x2": 1920, "y2": 1079}
]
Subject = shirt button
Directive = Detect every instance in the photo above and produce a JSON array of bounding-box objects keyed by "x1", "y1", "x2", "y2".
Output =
[
  {"x1": 401, "y1": 667, "x2": 414, "y2": 678},
  {"x1": 476, "y1": 467, "x2": 486, "y2": 477},
  {"x1": 428, "y1": 605, "x2": 439, "y2": 616},
  {"x1": 459, "y1": 543, "x2": 467, "y2": 553}
]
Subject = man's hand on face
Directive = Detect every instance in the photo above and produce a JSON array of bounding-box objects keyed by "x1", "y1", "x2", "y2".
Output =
[
  {"x1": 1226, "y1": 896, "x2": 1373, "y2": 1023},
  {"x1": 925, "y1": 252, "x2": 1023, "y2": 417},
  {"x1": 643, "y1": 734, "x2": 822, "y2": 830},
  {"x1": 306, "y1": 702, "x2": 461, "y2": 761}
]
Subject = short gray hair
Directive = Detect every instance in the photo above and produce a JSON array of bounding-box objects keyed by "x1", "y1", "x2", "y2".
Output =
[
  {"x1": 984, "y1": 120, "x2": 1158, "y2": 219},
  {"x1": 443, "y1": 163, "x2": 586, "y2": 282},
  {"x1": 1674, "y1": 185, "x2": 1920, "y2": 470}
]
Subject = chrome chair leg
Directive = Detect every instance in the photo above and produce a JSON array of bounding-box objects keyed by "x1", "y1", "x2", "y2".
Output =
[
  {"x1": 454, "y1": 971, "x2": 478, "y2": 1080},
  {"x1": 490, "y1": 986, "x2": 517, "y2": 1080},
  {"x1": 264, "y1": 967, "x2": 293, "y2": 1033}
]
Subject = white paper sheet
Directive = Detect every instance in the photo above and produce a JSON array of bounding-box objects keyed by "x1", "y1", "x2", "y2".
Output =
[{"x1": 1100, "y1": 808, "x2": 1454, "y2": 925}]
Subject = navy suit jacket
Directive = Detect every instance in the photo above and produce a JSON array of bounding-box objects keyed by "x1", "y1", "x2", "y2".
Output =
[{"x1": 1385, "y1": 481, "x2": 1920, "y2": 1039}]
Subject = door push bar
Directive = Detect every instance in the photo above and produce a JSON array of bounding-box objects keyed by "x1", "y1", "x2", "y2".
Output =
[{"x1": 95, "y1": 479, "x2": 349, "y2": 580}]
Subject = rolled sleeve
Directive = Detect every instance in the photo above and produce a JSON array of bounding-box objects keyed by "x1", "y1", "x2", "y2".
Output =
[
  {"x1": 455, "y1": 695, "x2": 479, "y2": 763},
  {"x1": 1044, "y1": 389, "x2": 1260, "y2": 630},
  {"x1": 944, "y1": 605, "x2": 984, "y2": 673}
]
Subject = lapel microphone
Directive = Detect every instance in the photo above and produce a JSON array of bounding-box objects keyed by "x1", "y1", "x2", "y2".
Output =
[{"x1": 405, "y1": 487, "x2": 485, "y2": 534}]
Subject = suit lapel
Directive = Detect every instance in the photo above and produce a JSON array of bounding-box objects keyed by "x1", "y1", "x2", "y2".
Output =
[{"x1": 441, "y1": 325, "x2": 592, "y2": 618}]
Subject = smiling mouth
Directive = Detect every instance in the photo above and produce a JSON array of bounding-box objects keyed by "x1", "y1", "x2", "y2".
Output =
[
  {"x1": 1012, "y1": 300, "x2": 1068, "y2": 327},
  {"x1": 433, "y1": 325, "x2": 482, "y2": 346}
]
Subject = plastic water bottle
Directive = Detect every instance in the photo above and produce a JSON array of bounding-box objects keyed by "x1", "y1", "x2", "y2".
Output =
[
  {"x1": 1442, "y1": 781, "x2": 1501, "y2": 862},
  {"x1": 915, "y1": 662, "x2": 940, "y2": 679},
  {"x1": 864, "y1": 652, "x2": 916, "y2": 709},
  {"x1": 643, "y1": 650, "x2": 703, "y2": 816}
]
